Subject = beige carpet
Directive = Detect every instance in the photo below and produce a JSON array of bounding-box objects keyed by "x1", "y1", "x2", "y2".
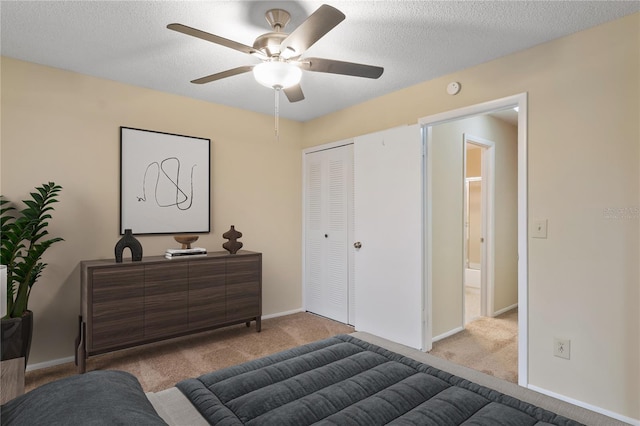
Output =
[
  {"x1": 25, "y1": 312, "x2": 354, "y2": 393},
  {"x1": 429, "y1": 308, "x2": 518, "y2": 383},
  {"x1": 27, "y1": 310, "x2": 518, "y2": 393}
]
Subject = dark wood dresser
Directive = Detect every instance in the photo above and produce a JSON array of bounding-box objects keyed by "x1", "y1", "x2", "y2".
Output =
[{"x1": 76, "y1": 250, "x2": 261, "y2": 373}]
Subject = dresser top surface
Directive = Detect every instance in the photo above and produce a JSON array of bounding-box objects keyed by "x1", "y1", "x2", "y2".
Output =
[{"x1": 81, "y1": 250, "x2": 261, "y2": 269}]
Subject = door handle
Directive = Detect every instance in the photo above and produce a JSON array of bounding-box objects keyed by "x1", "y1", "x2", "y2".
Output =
[{"x1": 354, "y1": 242, "x2": 362, "y2": 249}]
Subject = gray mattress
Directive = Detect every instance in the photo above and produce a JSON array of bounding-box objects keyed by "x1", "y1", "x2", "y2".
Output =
[{"x1": 177, "y1": 334, "x2": 583, "y2": 425}]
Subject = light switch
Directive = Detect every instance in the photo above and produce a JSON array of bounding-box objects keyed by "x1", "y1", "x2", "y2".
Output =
[{"x1": 532, "y1": 219, "x2": 548, "y2": 239}]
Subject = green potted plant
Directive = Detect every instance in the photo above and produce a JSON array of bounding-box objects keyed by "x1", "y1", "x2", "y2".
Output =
[{"x1": 1, "y1": 182, "x2": 63, "y2": 365}]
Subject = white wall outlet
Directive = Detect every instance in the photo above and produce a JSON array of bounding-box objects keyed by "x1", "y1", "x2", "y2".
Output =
[
  {"x1": 531, "y1": 219, "x2": 548, "y2": 239},
  {"x1": 554, "y1": 338, "x2": 571, "y2": 360}
]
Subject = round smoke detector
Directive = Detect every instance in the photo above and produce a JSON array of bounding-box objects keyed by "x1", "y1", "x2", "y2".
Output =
[{"x1": 447, "y1": 82, "x2": 461, "y2": 95}]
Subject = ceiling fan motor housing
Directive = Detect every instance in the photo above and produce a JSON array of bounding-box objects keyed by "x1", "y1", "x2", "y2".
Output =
[
  {"x1": 253, "y1": 9, "x2": 295, "y2": 58},
  {"x1": 253, "y1": 32, "x2": 288, "y2": 57},
  {"x1": 265, "y1": 9, "x2": 290, "y2": 31}
]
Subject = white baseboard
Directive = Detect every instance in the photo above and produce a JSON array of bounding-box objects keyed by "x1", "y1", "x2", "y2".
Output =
[
  {"x1": 528, "y1": 385, "x2": 640, "y2": 426},
  {"x1": 432, "y1": 326, "x2": 464, "y2": 342},
  {"x1": 27, "y1": 308, "x2": 307, "y2": 372},
  {"x1": 262, "y1": 308, "x2": 304, "y2": 320},
  {"x1": 26, "y1": 356, "x2": 75, "y2": 372},
  {"x1": 432, "y1": 304, "x2": 517, "y2": 343},
  {"x1": 492, "y1": 303, "x2": 518, "y2": 317}
]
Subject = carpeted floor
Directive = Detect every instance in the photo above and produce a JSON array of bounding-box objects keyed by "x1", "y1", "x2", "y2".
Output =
[
  {"x1": 429, "y1": 308, "x2": 518, "y2": 383},
  {"x1": 26, "y1": 309, "x2": 518, "y2": 394},
  {"x1": 25, "y1": 312, "x2": 354, "y2": 393}
]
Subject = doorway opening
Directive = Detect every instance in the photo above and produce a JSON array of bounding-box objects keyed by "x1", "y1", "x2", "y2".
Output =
[
  {"x1": 463, "y1": 135, "x2": 495, "y2": 326},
  {"x1": 464, "y1": 174, "x2": 483, "y2": 323},
  {"x1": 421, "y1": 93, "x2": 528, "y2": 386},
  {"x1": 464, "y1": 145, "x2": 482, "y2": 324}
]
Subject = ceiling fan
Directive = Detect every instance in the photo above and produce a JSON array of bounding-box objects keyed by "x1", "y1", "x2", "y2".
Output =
[{"x1": 167, "y1": 4, "x2": 384, "y2": 103}]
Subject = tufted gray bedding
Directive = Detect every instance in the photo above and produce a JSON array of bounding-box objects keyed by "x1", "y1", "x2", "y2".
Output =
[
  {"x1": 177, "y1": 334, "x2": 583, "y2": 425},
  {"x1": 1, "y1": 370, "x2": 168, "y2": 425}
]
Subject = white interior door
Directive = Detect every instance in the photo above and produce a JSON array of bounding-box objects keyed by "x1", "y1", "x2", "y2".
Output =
[
  {"x1": 304, "y1": 145, "x2": 353, "y2": 324},
  {"x1": 354, "y1": 124, "x2": 423, "y2": 349}
]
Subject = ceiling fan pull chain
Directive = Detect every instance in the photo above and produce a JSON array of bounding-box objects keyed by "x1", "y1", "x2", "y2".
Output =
[{"x1": 274, "y1": 86, "x2": 281, "y2": 140}]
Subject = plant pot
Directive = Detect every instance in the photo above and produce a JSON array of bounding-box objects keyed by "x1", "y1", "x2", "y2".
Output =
[{"x1": 1, "y1": 311, "x2": 33, "y2": 367}]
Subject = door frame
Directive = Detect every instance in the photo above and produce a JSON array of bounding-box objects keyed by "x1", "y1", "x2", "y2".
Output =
[
  {"x1": 419, "y1": 92, "x2": 529, "y2": 386},
  {"x1": 463, "y1": 134, "x2": 496, "y2": 321}
]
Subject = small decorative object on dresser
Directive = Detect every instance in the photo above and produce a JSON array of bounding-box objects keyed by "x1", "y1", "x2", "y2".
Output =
[
  {"x1": 222, "y1": 225, "x2": 243, "y2": 254},
  {"x1": 174, "y1": 235, "x2": 198, "y2": 249},
  {"x1": 114, "y1": 229, "x2": 143, "y2": 263}
]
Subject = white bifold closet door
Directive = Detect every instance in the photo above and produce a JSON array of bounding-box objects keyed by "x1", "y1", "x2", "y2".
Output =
[
  {"x1": 304, "y1": 144, "x2": 354, "y2": 324},
  {"x1": 354, "y1": 125, "x2": 423, "y2": 349}
]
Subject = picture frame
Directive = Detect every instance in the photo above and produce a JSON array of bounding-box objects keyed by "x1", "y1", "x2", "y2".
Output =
[{"x1": 120, "y1": 127, "x2": 211, "y2": 235}]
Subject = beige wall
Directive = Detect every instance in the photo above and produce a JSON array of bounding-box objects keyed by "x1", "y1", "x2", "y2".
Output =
[
  {"x1": 1, "y1": 11, "x2": 638, "y2": 422},
  {"x1": 0, "y1": 57, "x2": 304, "y2": 365},
  {"x1": 431, "y1": 115, "x2": 518, "y2": 337},
  {"x1": 302, "y1": 13, "x2": 639, "y2": 422}
]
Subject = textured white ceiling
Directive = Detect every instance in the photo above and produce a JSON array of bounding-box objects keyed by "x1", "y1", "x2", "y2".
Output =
[{"x1": 1, "y1": 1, "x2": 638, "y2": 122}]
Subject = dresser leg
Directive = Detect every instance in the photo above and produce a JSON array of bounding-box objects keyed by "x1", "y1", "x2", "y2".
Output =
[
  {"x1": 256, "y1": 317, "x2": 261, "y2": 332},
  {"x1": 76, "y1": 320, "x2": 87, "y2": 374},
  {"x1": 74, "y1": 316, "x2": 81, "y2": 366}
]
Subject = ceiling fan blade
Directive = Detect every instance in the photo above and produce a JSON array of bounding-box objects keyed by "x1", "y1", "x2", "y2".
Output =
[
  {"x1": 167, "y1": 23, "x2": 266, "y2": 59},
  {"x1": 301, "y1": 57, "x2": 384, "y2": 79},
  {"x1": 191, "y1": 66, "x2": 254, "y2": 84},
  {"x1": 280, "y1": 5, "x2": 345, "y2": 58},
  {"x1": 284, "y1": 84, "x2": 305, "y2": 102}
]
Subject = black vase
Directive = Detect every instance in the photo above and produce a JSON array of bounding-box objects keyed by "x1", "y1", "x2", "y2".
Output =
[
  {"x1": 115, "y1": 229, "x2": 143, "y2": 262},
  {"x1": 1, "y1": 310, "x2": 33, "y2": 368}
]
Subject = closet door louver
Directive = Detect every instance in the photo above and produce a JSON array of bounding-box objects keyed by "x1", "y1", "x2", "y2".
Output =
[{"x1": 304, "y1": 144, "x2": 353, "y2": 324}]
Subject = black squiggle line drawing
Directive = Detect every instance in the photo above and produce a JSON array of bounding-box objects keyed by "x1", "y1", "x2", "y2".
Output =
[{"x1": 136, "y1": 157, "x2": 197, "y2": 211}]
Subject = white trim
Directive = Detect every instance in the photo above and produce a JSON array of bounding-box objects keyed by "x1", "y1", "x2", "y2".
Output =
[
  {"x1": 422, "y1": 126, "x2": 433, "y2": 351},
  {"x1": 528, "y1": 385, "x2": 640, "y2": 426},
  {"x1": 262, "y1": 308, "x2": 305, "y2": 320},
  {"x1": 26, "y1": 356, "x2": 75, "y2": 372},
  {"x1": 302, "y1": 139, "x2": 353, "y2": 155},
  {"x1": 419, "y1": 92, "x2": 529, "y2": 387},
  {"x1": 493, "y1": 303, "x2": 518, "y2": 317},
  {"x1": 516, "y1": 93, "x2": 528, "y2": 387},
  {"x1": 418, "y1": 94, "x2": 524, "y2": 127},
  {"x1": 462, "y1": 143, "x2": 469, "y2": 325},
  {"x1": 420, "y1": 129, "x2": 427, "y2": 350},
  {"x1": 432, "y1": 326, "x2": 464, "y2": 342}
]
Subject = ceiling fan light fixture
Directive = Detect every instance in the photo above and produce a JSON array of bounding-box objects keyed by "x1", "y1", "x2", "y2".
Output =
[{"x1": 253, "y1": 61, "x2": 302, "y2": 89}]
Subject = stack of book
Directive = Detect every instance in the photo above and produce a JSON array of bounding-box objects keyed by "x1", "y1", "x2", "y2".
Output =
[{"x1": 165, "y1": 247, "x2": 207, "y2": 259}]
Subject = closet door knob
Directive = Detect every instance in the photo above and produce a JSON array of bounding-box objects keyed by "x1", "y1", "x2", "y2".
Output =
[{"x1": 354, "y1": 242, "x2": 362, "y2": 249}]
